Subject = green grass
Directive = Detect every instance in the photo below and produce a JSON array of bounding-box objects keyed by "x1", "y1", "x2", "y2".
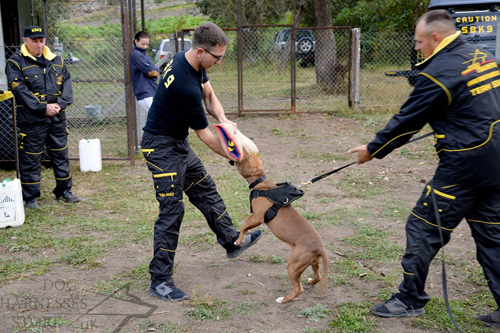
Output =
[
  {"x1": 267, "y1": 254, "x2": 284, "y2": 264},
  {"x1": 413, "y1": 298, "x2": 492, "y2": 333},
  {"x1": 184, "y1": 292, "x2": 232, "y2": 321},
  {"x1": 233, "y1": 301, "x2": 264, "y2": 315},
  {"x1": 328, "y1": 302, "x2": 378, "y2": 332},
  {"x1": 298, "y1": 303, "x2": 331, "y2": 323},
  {"x1": 342, "y1": 224, "x2": 404, "y2": 262}
]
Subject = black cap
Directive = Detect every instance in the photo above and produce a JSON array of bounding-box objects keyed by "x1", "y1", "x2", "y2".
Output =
[{"x1": 24, "y1": 26, "x2": 45, "y2": 39}]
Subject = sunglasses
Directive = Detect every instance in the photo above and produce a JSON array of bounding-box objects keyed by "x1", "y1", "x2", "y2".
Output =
[{"x1": 202, "y1": 48, "x2": 224, "y2": 62}]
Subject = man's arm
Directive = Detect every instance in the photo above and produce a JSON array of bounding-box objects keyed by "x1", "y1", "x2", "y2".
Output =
[
  {"x1": 352, "y1": 74, "x2": 448, "y2": 162},
  {"x1": 131, "y1": 51, "x2": 159, "y2": 78},
  {"x1": 194, "y1": 126, "x2": 228, "y2": 158}
]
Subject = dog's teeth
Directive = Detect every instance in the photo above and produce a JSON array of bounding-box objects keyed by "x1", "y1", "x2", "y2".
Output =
[{"x1": 276, "y1": 297, "x2": 284, "y2": 303}]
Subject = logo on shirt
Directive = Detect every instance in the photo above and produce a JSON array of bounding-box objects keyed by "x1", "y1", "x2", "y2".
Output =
[{"x1": 462, "y1": 49, "x2": 496, "y2": 76}]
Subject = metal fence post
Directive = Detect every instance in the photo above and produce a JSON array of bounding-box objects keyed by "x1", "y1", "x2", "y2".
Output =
[
  {"x1": 121, "y1": 0, "x2": 136, "y2": 166},
  {"x1": 236, "y1": 0, "x2": 243, "y2": 115},
  {"x1": 350, "y1": 28, "x2": 361, "y2": 111}
]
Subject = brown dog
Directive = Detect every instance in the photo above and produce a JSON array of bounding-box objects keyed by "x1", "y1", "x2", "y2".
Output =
[{"x1": 234, "y1": 147, "x2": 328, "y2": 304}]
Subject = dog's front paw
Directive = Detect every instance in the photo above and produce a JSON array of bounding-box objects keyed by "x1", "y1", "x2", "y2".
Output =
[{"x1": 276, "y1": 297, "x2": 284, "y2": 304}]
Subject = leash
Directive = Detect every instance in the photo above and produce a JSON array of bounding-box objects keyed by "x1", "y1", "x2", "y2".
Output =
[
  {"x1": 297, "y1": 131, "x2": 434, "y2": 188},
  {"x1": 430, "y1": 179, "x2": 464, "y2": 333}
]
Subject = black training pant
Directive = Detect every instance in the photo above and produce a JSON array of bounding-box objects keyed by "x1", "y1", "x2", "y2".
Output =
[
  {"x1": 399, "y1": 178, "x2": 500, "y2": 308},
  {"x1": 142, "y1": 131, "x2": 239, "y2": 283},
  {"x1": 18, "y1": 121, "x2": 72, "y2": 200}
]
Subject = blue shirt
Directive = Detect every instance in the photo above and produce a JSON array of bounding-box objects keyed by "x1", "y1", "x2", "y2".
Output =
[
  {"x1": 130, "y1": 46, "x2": 158, "y2": 100},
  {"x1": 143, "y1": 51, "x2": 209, "y2": 139}
]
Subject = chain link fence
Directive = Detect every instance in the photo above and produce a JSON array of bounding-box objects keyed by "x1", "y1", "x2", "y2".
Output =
[
  {"x1": 205, "y1": 26, "x2": 352, "y2": 113},
  {"x1": 45, "y1": 0, "x2": 130, "y2": 160},
  {"x1": 358, "y1": 31, "x2": 415, "y2": 110},
  {"x1": 2, "y1": 0, "x2": 432, "y2": 164}
]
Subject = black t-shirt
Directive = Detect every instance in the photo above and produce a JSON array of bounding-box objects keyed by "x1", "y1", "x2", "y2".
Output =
[{"x1": 143, "y1": 50, "x2": 209, "y2": 139}]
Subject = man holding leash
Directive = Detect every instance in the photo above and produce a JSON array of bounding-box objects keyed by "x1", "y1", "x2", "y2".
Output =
[
  {"x1": 141, "y1": 22, "x2": 262, "y2": 301},
  {"x1": 6, "y1": 26, "x2": 82, "y2": 209},
  {"x1": 349, "y1": 10, "x2": 500, "y2": 327}
]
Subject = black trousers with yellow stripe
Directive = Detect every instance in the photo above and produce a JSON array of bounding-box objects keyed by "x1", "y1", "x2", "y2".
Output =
[
  {"x1": 399, "y1": 178, "x2": 500, "y2": 308},
  {"x1": 142, "y1": 131, "x2": 239, "y2": 283},
  {"x1": 18, "y1": 121, "x2": 72, "y2": 200}
]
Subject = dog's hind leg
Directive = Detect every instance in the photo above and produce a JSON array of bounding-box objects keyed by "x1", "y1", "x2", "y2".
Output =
[
  {"x1": 307, "y1": 255, "x2": 322, "y2": 286},
  {"x1": 277, "y1": 250, "x2": 311, "y2": 303}
]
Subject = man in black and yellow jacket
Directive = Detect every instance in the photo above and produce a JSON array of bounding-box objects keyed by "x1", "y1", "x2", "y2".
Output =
[
  {"x1": 349, "y1": 10, "x2": 500, "y2": 327},
  {"x1": 6, "y1": 26, "x2": 81, "y2": 209}
]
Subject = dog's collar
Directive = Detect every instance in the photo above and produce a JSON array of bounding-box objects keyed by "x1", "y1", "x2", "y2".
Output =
[{"x1": 249, "y1": 175, "x2": 267, "y2": 189}]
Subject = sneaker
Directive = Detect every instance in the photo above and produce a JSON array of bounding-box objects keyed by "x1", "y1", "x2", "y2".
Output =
[
  {"x1": 25, "y1": 198, "x2": 40, "y2": 209},
  {"x1": 370, "y1": 293, "x2": 425, "y2": 318},
  {"x1": 226, "y1": 230, "x2": 263, "y2": 258},
  {"x1": 148, "y1": 279, "x2": 188, "y2": 301},
  {"x1": 56, "y1": 190, "x2": 82, "y2": 203},
  {"x1": 477, "y1": 309, "x2": 500, "y2": 328}
]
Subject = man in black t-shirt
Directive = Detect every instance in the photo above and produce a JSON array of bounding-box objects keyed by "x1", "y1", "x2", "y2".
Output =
[{"x1": 142, "y1": 22, "x2": 262, "y2": 301}]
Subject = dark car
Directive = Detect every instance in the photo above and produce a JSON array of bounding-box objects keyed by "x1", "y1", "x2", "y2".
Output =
[{"x1": 275, "y1": 28, "x2": 316, "y2": 67}]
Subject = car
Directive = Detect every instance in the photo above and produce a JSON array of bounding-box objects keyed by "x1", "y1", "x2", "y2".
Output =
[
  {"x1": 274, "y1": 28, "x2": 315, "y2": 66},
  {"x1": 153, "y1": 38, "x2": 192, "y2": 65}
]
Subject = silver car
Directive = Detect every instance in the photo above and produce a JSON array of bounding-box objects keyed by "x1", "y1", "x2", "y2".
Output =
[{"x1": 154, "y1": 38, "x2": 192, "y2": 65}]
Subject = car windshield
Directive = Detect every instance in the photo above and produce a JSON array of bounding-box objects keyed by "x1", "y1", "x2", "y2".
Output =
[
  {"x1": 162, "y1": 40, "x2": 192, "y2": 52},
  {"x1": 281, "y1": 29, "x2": 313, "y2": 42}
]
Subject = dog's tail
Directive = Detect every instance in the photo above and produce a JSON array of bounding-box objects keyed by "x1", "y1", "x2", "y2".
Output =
[{"x1": 319, "y1": 248, "x2": 328, "y2": 296}]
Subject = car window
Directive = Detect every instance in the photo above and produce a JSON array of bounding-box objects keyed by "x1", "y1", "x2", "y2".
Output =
[
  {"x1": 162, "y1": 42, "x2": 170, "y2": 52},
  {"x1": 282, "y1": 30, "x2": 291, "y2": 43},
  {"x1": 296, "y1": 30, "x2": 313, "y2": 40},
  {"x1": 179, "y1": 40, "x2": 192, "y2": 50}
]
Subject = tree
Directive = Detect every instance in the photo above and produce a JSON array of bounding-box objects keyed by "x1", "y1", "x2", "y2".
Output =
[
  {"x1": 312, "y1": 0, "x2": 337, "y2": 92},
  {"x1": 191, "y1": 0, "x2": 291, "y2": 27},
  {"x1": 332, "y1": 0, "x2": 431, "y2": 32}
]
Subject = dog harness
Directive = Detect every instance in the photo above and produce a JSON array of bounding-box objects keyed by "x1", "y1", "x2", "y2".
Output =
[{"x1": 249, "y1": 176, "x2": 304, "y2": 223}]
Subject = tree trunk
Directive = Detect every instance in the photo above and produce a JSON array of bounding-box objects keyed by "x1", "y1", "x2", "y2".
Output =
[{"x1": 312, "y1": 0, "x2": 336, "y2": 93}]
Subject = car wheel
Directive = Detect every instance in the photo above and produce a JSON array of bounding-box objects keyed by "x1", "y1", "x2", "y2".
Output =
[{"x1": 297, "y1": 37, "x2": 313, "y2": 53}]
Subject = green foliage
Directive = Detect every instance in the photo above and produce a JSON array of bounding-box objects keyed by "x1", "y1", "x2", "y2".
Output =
[
  {"x1": 233, "y1": 302, "x2": 263, "y2": 315},
  {"x1": 189, "y1": 0, "x2": 291, "y2": 27},
  {"x1": 146, "y1": 15, "x2": 208, "y2": 39},
  {"x1": 414, "y1": 298, "x2": 492, "y2": 333},
  {"x1": 332, "y1": 0, "x2": 431, "y2": 32},
  {"x1": 184, "y1": 292, "x2": 232, "y2": 321},
  {"x1": 328, "y1": 302, "x2": 377, "y2": 332},
  {"x1": 250, "y1": 254, "x2": 265, "y2": 263},
  {"x1": 267, "y1": 254, "x2": 284, "y2": 264},
  {"x1": 298, "y1": 303, "x2": 331, "y2": 323}
]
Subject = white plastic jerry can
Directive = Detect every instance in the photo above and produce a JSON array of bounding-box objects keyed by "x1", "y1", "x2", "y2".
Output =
[
  {"x1": 79, "y1": 139, "x2": 102, "y2": 172},
  {"x1": 0, "y1": 178, "x2": 25, "y2": 228}
]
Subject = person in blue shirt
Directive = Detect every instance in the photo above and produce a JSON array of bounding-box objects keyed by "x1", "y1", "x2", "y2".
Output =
[
  {"x1": 142, "y1": 22, "x2": 262, "y2": 302},
  {"x1": 130, "y1": 31, "x2": 159, "y2": 146},
  {"x1": 130, "y1": 31, "x2": 158, "y2": 114}
]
